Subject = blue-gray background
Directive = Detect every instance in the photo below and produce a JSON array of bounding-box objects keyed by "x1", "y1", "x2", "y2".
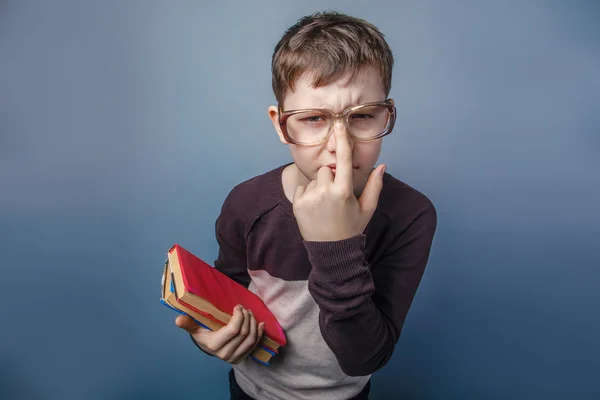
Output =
[{"x1": 1, "y1": 1, "x2": 598, "y2": 399}]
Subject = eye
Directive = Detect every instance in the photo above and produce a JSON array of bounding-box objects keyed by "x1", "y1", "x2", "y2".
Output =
[
  {"x1": 350, "y1": 113, "x2": 374, "y2": 120},
  {"x1": 302, "y1": 115, "x2": 325, "y2": 123}
]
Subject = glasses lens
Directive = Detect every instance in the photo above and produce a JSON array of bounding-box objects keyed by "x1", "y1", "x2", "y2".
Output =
[
  {"x1": 286, "y1": 111, "x2": 331, "y2": 144},
  {"x1": 347, "y1": 105, "x2": 390, "y2": 139},
  {"x1": 285, "y1": 105, "x2": 391, "y2": 144}
]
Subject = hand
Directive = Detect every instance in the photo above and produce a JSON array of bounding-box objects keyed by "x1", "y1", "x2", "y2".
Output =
[
  {"x1": 292, "y1": 129, "x2": 386, "y2": 242},
  {"x1": 175, "y1": 304, "x2": 265, "y2": 364}
]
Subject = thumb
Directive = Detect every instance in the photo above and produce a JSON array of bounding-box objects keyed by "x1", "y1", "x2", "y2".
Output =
[
  {"x1": 358, "y1": 164, "x2": 385, "y2": 212},
  {"x1": 292, "y1": 184, "x2": 306, "y2": 205},
  {"x1": 175, "y1": 315, "x2": 202, "y2": 334}
]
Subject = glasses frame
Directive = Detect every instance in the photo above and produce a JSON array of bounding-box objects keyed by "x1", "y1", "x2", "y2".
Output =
[{"x1": 278, "y1": 99, "x2": 397, "y2": 146}]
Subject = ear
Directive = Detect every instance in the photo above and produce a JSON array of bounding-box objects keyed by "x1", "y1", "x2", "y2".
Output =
[{"x1": 268, "y1": 105, "x2": 289, "y2": 145}]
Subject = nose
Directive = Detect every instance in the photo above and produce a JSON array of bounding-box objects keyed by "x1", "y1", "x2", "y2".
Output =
[{"x1": 326, "y1": 120, "x2": 353, "y2": 151}]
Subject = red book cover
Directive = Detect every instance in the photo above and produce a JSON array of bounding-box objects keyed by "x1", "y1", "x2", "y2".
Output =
[{"x1": 170, "y1": 244, "x2": 286, "y2": 346}]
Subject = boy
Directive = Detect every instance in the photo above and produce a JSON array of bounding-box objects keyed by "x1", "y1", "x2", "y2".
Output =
[{"x1": 175, "y1": 11, "x2": 437, "y2": 400}]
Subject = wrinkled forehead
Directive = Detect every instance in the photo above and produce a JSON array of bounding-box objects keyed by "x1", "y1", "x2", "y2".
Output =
[{"x1": 282, "y1": 67, "x2": 387, "y2": 112}]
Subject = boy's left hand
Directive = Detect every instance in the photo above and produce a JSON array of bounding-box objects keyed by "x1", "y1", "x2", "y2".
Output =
[{"x1": 292, "y1": 129, "x2": 386, "y2": 242}]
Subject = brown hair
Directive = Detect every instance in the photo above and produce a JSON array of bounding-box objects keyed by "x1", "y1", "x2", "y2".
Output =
[{"x1": 272, "y1": 11, "x2": 394, "y2": 107}]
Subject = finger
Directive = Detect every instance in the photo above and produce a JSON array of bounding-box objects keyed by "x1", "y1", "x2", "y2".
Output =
[
  {"x1": 176, "y1": 315, "x2": 213, "y2": 353},
  {"x1": 230, "y1": 310, "x2": 259, "y2": 363},
  {"x1": 175, "y1": 315, "x2": 201, "y2": 334},
  {"x1": 215, "y1": 330, "x2": 246, "y2": 361},
  {"x1": 217, "y1": 309, "x2": 253, "y2": 363},
  {"x1": 358, "y1": 164, "x2": 386, "y2": 213},
  {"x1": 239, "y1": 308, "x2": 250, "y2": 338},
  {"x1": 333, "y1": 128, "x2": 354, "y2": 187},
  {"x1": 234, "y1": 321, "x2": 265, "y2": 365},
  {"x1": 306, "y1": 180, "x2": 317, "y2": 192},
  {"x1": 293, "y1": 185, "x2": 305, "y2": 203},
  {"x1": 210, "y1": 305, "x2": 245, "y2": 351},
  {"x1": 317, "y1": 166, "x2": 334, "y2": 186}
]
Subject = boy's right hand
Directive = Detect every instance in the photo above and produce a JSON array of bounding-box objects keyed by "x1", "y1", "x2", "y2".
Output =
[{"x1": 175, "y1": 304, "x2": 265, "y2": 364}]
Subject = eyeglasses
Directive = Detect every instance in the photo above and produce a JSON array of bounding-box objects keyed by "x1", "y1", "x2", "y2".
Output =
[{"x1": 278, "y1": 99, "x2": 396, "y2": 146}]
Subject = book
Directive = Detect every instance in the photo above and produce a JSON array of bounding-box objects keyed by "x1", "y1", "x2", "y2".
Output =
[
  {"x1": 160, "y1": 244, "x2": 286, "y2": 364},
  {"x1": 166, "y1": 244, "x2": 286, "y2": 351},
  {"x1": 161, "y1": 262, "x2": 275, "y2": 364}
]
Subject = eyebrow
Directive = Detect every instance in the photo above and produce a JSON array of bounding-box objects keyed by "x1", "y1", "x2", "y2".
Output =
[
  {"x1": 329, "y1": 96, "x2": 364, "y2": 113},
  {"x1": 297, "y1": 100, "x2": 371, "y2": 113}
]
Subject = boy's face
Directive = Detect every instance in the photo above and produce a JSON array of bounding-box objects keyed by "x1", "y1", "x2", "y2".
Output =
[{"x1": 269, "y1": 68, "x2": 387, "y2": 197}]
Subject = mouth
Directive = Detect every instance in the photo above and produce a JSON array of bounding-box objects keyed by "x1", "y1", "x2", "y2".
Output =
[{"x1": 326, "y1": 164, "x2": 359, "y2": 174}]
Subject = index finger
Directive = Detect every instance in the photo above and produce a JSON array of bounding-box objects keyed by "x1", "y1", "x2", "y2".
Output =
[
  {"x1": 334, "y1": 128, "x2": 353, "y2": 187},
  {"x1": 211, "y1": 305, "x2": 245, "y2": 350}
]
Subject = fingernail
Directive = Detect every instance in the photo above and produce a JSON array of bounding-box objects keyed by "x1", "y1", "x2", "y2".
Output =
[
  {"x1": 260, "y1": 322, "x2": 265, "y2": 329},
  {"x1": 380, "y1": 165, "x2": 386, "y2": 176},
  {"x1": 236, "y1": 304, "x2": 242, "y2": 310}
]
